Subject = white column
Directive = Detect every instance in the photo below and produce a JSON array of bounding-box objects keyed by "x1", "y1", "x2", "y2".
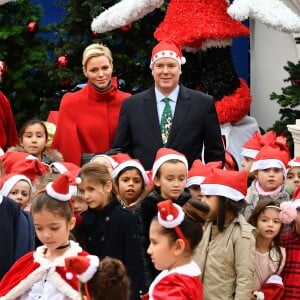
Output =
[{"x1": 288, "y1": 119, "x2": 300, "y2": 157}]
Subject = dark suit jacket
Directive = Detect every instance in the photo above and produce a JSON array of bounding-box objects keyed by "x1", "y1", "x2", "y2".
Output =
[{"x1": 113, "y1": 84, "x2": 225, "y2": 170}]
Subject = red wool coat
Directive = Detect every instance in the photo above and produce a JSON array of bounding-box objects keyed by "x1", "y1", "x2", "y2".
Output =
[{"x1": 52, "y1": 77, "x2": 131, "y2": 165}]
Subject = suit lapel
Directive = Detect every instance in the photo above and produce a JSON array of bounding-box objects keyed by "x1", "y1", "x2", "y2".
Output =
[{"x1": 167, "y1": 85, "x2": 191, "y2": 145}]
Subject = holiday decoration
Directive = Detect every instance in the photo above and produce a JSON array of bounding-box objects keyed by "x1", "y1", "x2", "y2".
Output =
[
  {"x1": 59, "y1": 79, "x2": 71, "y2": 90},
  {"x1": 56, "y1": 55, "x2": 68, "y2": 69},
  {"x1": 27, "y1": 21, "x2": 38, "y2": 34},
  {"x1": 91, "y1": 0, "x2": 300, "y2": 169},
  {"x1": 120, "y1": 23, "x2": 132, "y2": 31}
]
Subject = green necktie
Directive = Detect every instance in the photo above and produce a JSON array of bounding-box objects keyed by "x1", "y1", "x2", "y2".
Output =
[{"x1": 160, "y1": 98, "x2": 172, "y2": 145}]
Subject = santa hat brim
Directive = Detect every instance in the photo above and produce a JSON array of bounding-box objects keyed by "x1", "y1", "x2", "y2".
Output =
[
  {"x1": 200, "y1": 183, "x2": 245, "y2": 201},
  {"x1": 112, "y1": 160, "x2": 148, "y2": 184},
  {"x1": 250, "y1": 159, "x2": 287, "y2": 176},
  {"x1": 78, "y1": 255, "x2": 100, "y2": 283},
  {"x1": 186, "y1": 176, "x2": 205, "y2": 188},
  {"x1": 241, "y1": 148, "x2": 259, "y2": 159},
  {"x1": 152, "y1": 154, "x2": 188, "y2": 180},
  {"x1": 46, "y1": 182, "x2": 71, "y2": 201},
  {"x1": 158, "y1": 202, "x2": 185, "y2": 228},
  {"x1": 51, "y1": 162, "x2": 68, "y2": 174},
  {"x1": 0, "y1": 175, "x2": 32, "y2": 197}
]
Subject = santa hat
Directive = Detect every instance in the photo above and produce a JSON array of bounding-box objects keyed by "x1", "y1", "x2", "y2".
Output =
[
  {"x1": 0, "y1": 151, "x2": 37, "y2": 174},
  {"x1": 241, "y1": 130, "x2": 277, "y2": 159},
  {"x1": 253, "y1": 275, "x2": 284, "y2": 300},
  {"x1": 292, "y1": 185, "x2": 300, "y2": 209},
  {"x1": 288, "y1": 156, "x2": 300, "y2": 168},
  {"x1": 152, "y1": 148, "x2": 188, "y2": 180},
  {"x1": 200, "y1": 168, "x2": 247, "y2": 201},
  {"x1": 50, "y1": 162, "x2": 80, "y2": 174},
  {"x1": 9, "y1": 158, "x2": 49, "y2": 182},
  {"x1": 65, "y1": 255, "x2": 100, "y2": 282},
  {"x1": 45, "y1": 173, "x2": 72, "y2": 201},
  {"x1": 186, "y1": 160, "x2": 222, "y2": 188},
  {"x1": 157, "y1": 199, "x2": 188, "y2": 247},
  {"x1": 250, "y1": 141, "x2": 290, "y2": 175},
  {"x1": 64, "y1": 169, "x2": 81, "y2": 196},
  {"x1": 90, "y1": 154, "x2": 119, "y2": 168},
  {"x1": 112, "y1": 158, "x2": 149, "y2": 185},
  {"x1": 150, "y1": 40, "x2": 186, "y2": 69},
  {"x1": 0, "y1": 173, "x2": 32, "y2": 197}
]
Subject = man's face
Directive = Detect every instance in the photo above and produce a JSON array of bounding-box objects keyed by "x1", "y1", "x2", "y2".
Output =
[{"x1": 152, "y1": 57, "x2": 181, "y2": 95}]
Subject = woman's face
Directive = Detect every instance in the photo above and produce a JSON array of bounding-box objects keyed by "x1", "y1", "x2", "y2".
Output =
[{"x1": 83, "y1": 55, "x2": 113, "y2": 89}]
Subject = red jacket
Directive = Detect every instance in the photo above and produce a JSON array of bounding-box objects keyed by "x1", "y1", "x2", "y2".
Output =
[
  {"x1": 280, "y1": 225, "x2": 300, "y2": 299},
  {"x1": 52, "y1": 78, "x2": 131, "y2": 165},
  {"x1": 0, "y1": 91, "x2": 18, "y2": 151}
]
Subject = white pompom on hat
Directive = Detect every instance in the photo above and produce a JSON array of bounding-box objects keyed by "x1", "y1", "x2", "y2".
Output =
[
  {"x1": 157, "y1": 199, "x2": 185, "y2": 228},
  {"x1": 150, "y1": 40, "x2": 186, "y2": 69},
  {"x1": 65, "y1": 255, "x2": 100, "y2": 282},
  {"x1": 250, "y1": 141, "x2": 290, "y2": 175},
  {"x1": 0, "y1": 173, "x2": 32, "y2": 197},
  {"x1": 152, "y1": 148, "x2": 188, "y2": 180},
  {"x1": 45, "y1": 173, "x2": 72, "y2": 201},
  {"x1": 112, "y1": 158, "x2": 149, "y2": 185},
  {"x1": 200, "y1": 168, "x2": 248, "y2": 201}
]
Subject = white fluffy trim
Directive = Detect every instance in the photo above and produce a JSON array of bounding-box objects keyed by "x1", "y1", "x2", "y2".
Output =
[
  {"x1": 91, "y1": 0, "x2": 164, "y2": 33},
  {"x1": 228, "y1": 0, "x2": 300, "y2": 33}
]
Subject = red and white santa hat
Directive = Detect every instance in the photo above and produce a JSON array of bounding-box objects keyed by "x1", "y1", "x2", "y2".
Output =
[
  {"x1": 288, "y1": 156, "x2": 300, "y2": 168},
  {"x1": 152, "y1": 148, "x2": 188, "y2": 180},
  {"x1": 50, "y1": 162, "x2": 80, "y2": 174},
  {"x1": 186, "y1": 159, "x2": 222, "y2": 188},
  {"x1": 65, "y1": 255, "x2": 100, "y2": 282},
  {"x1": 250, "y1": 141, "x2": 290, "y2": 175},
  {"x1": 112, "y1": 158, "x2": 149, "y2": 185},
  {"x1": 45, "y1": 173, "x2": 72, "y2": 201},
  {"x1": 200, "y1": 168, "x2": 248, "y2": 201},
  {"x1": 0, "y1": 173, "x2": 32, "y2": 197},
  {"x1": 157, "y1": 199, "x2": 185, "y2": 228},
  {"x1": 253, "y1": 275, "x2": 284, "y2": 300},
  {"x1": 150, "y1": 40, "x2": 186, "y2": 69}
]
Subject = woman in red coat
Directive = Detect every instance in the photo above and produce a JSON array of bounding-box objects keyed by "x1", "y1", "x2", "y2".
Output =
[{"x1": 52, "y1": 43, "x2": 131, "y2": 166}]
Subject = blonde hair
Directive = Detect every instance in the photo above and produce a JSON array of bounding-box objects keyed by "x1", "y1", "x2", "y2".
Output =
[{"x1": 82, "y1": 43, "x2": 113, "y2": 69}]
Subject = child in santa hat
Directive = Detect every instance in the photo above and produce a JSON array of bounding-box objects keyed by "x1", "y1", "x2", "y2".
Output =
[
  {"x1": 112, "y1": 156, "x2": 148, "y2": 212},
  {"x1": 244, "y1": 141, "x2": 291, "y2": 220},
  {"x1": 280, "y1": 185, "x2": 300, "y2": 299},
  {"x1": 0, "y1": 173, "x2": 89, "y2": 299},
  {"x1": 142, "y1": 198, "x2": 209, "y2": 299},
  {"x1": 74, "y1": 161, "x2": 145, "y2": 300},
  {"x1": 136, "y1": 147, "x2": 191, "y2": 288},
  {"x1": 186, "y1": 159, "x2": 222, "y2": 201},
  {"x1": 194, "y1": 168, "x2": 256, "y2": 300},
  {"x1": 285, "y1": 156, "x2": 300, "y2": 198},
  {"x1": 248, "y1": 197, "x2": 297, "y2": 299},
  {"x1": 65, "y1": 255, "x2": 130, "y2": 300}
]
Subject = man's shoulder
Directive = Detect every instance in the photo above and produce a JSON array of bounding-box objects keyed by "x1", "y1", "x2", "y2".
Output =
[
  {"x1": 123, "y1": 87, "x2": 154, "y2": 103},
  {"x1": 180, "y1": 84, "x2": 213, "y2": 101}
]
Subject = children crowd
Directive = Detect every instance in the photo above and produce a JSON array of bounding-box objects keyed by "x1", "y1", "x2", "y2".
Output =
[{"x1": 1, "y1": 41, "x2": 300, "y2": 300}]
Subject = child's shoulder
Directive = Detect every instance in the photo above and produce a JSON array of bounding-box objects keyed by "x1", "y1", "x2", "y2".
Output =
[{"x1": 233, "y1": 214, "x2": 256, "y2": 239}]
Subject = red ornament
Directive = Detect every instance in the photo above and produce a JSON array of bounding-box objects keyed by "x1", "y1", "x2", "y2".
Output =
[
  {"x1": 120, "y1": 23, "x2": 132, "y2": 31},
  {"x1": 91, "y1": 31, "x2": 100, "y2": 38},
  {"x1": 27, "y1": 21, "x2": 38, "y2": 34},
  {"x1": 0, "y1": 60, "x2": 8, "y2": 83},
  {"x1": 59, "y1": 79, "x2": 71, "y2": 90},
  {"x1": 293, "y1": 79, "x2": 300, "y2": 86},
  {"x1": 56, "y1": 55, "x2": 69, "y2": 69}
]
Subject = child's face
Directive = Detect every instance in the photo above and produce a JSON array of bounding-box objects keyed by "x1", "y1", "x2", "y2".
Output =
[
  {"x1": 154, "y1": 162, "x2": 187, "y2": 200},
  {"x1": 147, "y1": 220, "x2": 178, "y2": 271},
  {"x1": 33, "y1": 210, "x2": 75, "y2": 251},
  {"x1": 201, "y1": 195, "x2": 219, "y2": 219},
  {"x1": 8, "y1": 180, "x2": 31, "y2": 209},
  {"x1": 188, "y1": 184, "x2": 202, "y2": 201},
  {"x1": 256, "y1": 168, "x2": 284, "y2": 192},
  {"x1": 256, "y1": 208, "x2": 282, "y2": 242},
  {"x1": 20, "y1": 123, "x2": 47, "y2": 159},
  {"x1": 71, "y1": 196, "x2": 88, "y2": 216},
  {"x1": 78, "y1": 178, "x2": 112, "y2": 210},
  {"x1": 117, "y1": 169, "x2": 143, "y2": 205},
  {"x1": 285, "y1": 167, "x2": 300, "y2": 188},
  {"x1": 241, "y1": 156, "x2": 254, "y2": 174}
]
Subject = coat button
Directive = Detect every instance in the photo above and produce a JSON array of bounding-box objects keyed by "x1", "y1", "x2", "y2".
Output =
[
  {"x1": 105, "y1": 216, "x2": 110, "y2": 222},
  {"x1": 101, "y1": 236, "x2": 105, "y2": 242}
]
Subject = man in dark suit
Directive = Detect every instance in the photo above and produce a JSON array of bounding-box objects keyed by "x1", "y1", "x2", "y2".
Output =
[{"x1": 112, "y1": 40, "x2": 225, "y2": 170}]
